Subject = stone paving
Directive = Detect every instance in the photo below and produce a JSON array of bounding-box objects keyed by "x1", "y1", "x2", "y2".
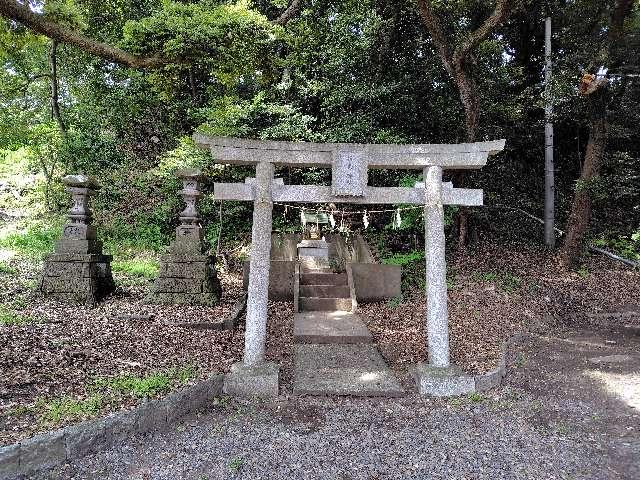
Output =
[
  {"x1": 293, "y1": 311, "x2": 372, "y2": 344},
  {"x1": 293, "y1": 284, "x2": 403, "y2": 396}
]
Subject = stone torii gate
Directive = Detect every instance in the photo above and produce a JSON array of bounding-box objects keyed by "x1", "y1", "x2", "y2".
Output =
[{"x1": 195, "y1": 133, "x2": 505, "y2": 396}]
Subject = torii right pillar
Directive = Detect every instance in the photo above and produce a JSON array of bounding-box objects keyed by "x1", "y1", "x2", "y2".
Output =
[{"x1": 411, "y1": 165, "x2": 477, "y2": 396}]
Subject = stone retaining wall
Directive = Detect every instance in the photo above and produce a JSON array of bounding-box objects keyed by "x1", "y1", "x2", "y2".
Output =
[{"x1": 0, "y1": 374, "x2": 224, "y2": 479}]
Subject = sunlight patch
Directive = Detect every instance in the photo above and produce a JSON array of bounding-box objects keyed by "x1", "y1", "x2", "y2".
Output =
[{"x1": 585, "y1": 369, "x2": 640, "y2": 410}]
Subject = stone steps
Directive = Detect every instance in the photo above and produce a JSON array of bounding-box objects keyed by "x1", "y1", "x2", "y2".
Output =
[
  {"x1": 300, "y1": 273, "x2": 348, "y2": 286},
  {"x1": 294, "y1": 312, "x2": 373, "y2": 344},
  {"x1": 299, "y1": 297, "x2": 352, "y2": 312},
  {"x1": 299, "y1": 284, "x2": 350, "y2": 299}
]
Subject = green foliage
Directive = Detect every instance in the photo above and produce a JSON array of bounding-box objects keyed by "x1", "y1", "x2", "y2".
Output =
[
  {"x1": 91, "y1": 365, "x2": 197, "y2": 399},
  {"x1": 228, "y1": 457, "x2": 244, "y2": 473},
  {"x1": 0, "y1": 261, "x2": 16, "y2": 275},
  {"x1": 0, "y1": 304, "x2": 34, "y2": 326},
  {"x1": 0, "y1": 219, "x2": 63, "y2": 259},
  {"x1": 593, "y1": 232, "x2": 640, "y2": 261},
  {"x1": 38, "y1": 394, "x2": 104, "y2": 424},
  {"x1": 197, "y1": 93, "x2": 318, "y2": 141},
  {"x1": 577, "y1": 265, "x2": 590, "y2": 279},
  {"x1": 382, "y1": 250, "x2": 425, "y2": 290},
  {"x1": 111, "y1": 258, "x2": 160, "y2": 278},
  {"x1": 387, "y1": 294, "x2": 403, "y2": 309},
  {"x1": 472, "y1": 270, "x2": 522, "y2": 293},
  {"x1": 467, "y1": 392, "x2": 485, "y2": 403},
  {"x1": 123, "y1": 1, "x2": 277, "y2": 84}
]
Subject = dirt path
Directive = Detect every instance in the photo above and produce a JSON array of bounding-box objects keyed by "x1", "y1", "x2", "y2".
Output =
[{"x1": 25, "y1": 325, "x2": 639, "y2": 480}]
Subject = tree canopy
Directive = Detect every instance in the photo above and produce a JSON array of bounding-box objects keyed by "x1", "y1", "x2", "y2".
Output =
[{"x1": 0, "y1": 0, "x2": 638, "y2": 263}]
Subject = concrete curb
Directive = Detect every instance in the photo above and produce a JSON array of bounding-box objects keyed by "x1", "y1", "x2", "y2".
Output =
[
  {"x1": 473, "y1": 333, "x2": 524, "y2": 393},
  {"x1": 0, "y1": 374, "x2": 224, "y2": 480},
  {"x1": 225, "y1": 294, "x2": 247, "y2": 330}
]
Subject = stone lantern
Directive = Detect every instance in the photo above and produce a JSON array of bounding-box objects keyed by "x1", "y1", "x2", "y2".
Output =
[
  {"x1": 40, "y1": 174, "x2": 115, "y2": 304},
  {"x1": 146, "y1": 168, "x2": 221, "y2": 305}
]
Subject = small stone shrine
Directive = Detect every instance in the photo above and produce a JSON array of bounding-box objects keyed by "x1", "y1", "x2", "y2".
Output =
[
  {"x1": 298, "y1": 211, "x2": 331, "y2": 270},
  {"x1": 40, "y1": 174, "x2": 115, "y2": 304},
  {"x1": 146, "y1": 168, "x2": 221, "y2": 305}
]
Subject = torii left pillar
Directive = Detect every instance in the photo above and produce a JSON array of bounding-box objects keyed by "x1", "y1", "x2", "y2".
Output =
[{"x1": 223, "y1": 162, "x2": 280, "y2": 397}]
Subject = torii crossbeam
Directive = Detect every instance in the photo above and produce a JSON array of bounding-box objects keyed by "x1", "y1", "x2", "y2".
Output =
[{"x1": 195, "y1": 134, "x2": 505, "y2": 396}]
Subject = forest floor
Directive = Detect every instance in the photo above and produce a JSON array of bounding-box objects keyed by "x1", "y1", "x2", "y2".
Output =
[{"x1": 1, "y1": 241, "x2": 639, "y2": 447}]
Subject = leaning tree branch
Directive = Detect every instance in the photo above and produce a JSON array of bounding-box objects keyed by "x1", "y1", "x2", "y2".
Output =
[
  {"x1": 274, "y1": 0, "x2": 304, "y2": 26},
  {"x1": 455, "y1": 0, "x2": 513, "y2": 62},
  {"x1": 416, "y1": 0, "x2": 454, "y2": 74},
  {"x1": 0, "y1": 0, "x2": 173, "y2": 68}
]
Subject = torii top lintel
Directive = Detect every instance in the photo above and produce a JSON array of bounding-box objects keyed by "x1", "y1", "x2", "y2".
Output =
[{"x1": 193, "y1": 134, "x2": 505, "y2": 170}]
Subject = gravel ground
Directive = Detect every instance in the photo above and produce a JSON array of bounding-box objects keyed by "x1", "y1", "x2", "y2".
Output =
[{"x1": 28, "y1": 325, "x2": 640, "y2": 480}]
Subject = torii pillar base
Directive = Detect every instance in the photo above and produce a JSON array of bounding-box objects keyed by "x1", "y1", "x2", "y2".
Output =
[
  {"x1": 410, "y1": 363, "x2": 476, "y2": 397},
  {"x1": 223, "y1": 361, "x2": 279, "y2": 398}
]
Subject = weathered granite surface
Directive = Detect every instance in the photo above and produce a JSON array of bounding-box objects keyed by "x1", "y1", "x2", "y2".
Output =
[
  {"x1": 294, "y1": 344, "x2": 404, "y2": 397},
  {"x1": 410, "y1": 363, "x2": 476, "y2": 396},
  {"x1": 146, "y1": 169, "x2": 221, "y2": 305},
  {"x1": 39, "y1": 175, "x2": 114, "y2": 305},
  {"x1": 293, "y1": 311, "x2": 373, "y2": 344},
  {"x1": 223, "y1": 361, "x2": 279, "y2": 398}
]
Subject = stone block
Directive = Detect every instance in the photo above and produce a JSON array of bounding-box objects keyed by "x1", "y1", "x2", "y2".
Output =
[
  {"x1": 45, "y1": 253, "x2": 101, "y2": 262},
  {"x1": 474, "y1": 367, "x2": 503, "y2": 392},
  {"x1": 162, "y1": 262, "x2": 208, "y2": 279},
  {"x1": 62, "y1": 223, "x2": 96, "y2": 240},
  {"x1": 168, "y1": 239, "x2": 204, "y2": 255},
  {"x1": 0, "y1": 444, "x2": 20, "y2": 479},
  {"x1": 41, "y1": 276, "x2": 94, "y2": 294},
  {"x1": 223, "y1": 361, "x2": 279, "y2": 398},
  {"x1": 54, "y1": 238, "x2": 103, "y2": 254},
  {"x1": 64, "y1": 418, "x2": 109, "y2": 458},
  {"x1": 19, "y1": 429, "x2": 66, "y2": 474},
  {"x1": 43, "y1": 260, "x2": 94, "y2": 278},
  {"x1": 175, "y1": 225, "x2": 202, "y2": 241},
  {"x1": 351, "y1": 263, "x2": 401, "y2": 302},
  {"x1": 154, "y1": 277, "x2": 204, "y2": 293},
  {"x1": 410, "y1": 362, "x2": 476, "y2": 396},
  {"x1": 135, "y1": 399, "x2": 167, "y2": 434},
  {"x1": 160, "y1": 253, "x2": 210, "y2": 263},
  {"x1": 104, "y1": 411, "x2": 136, "y2": 445}
]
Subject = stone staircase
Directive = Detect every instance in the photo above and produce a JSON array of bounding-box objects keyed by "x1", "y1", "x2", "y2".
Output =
[
  {"x1": 293, "y1": 266, "x2": 404, "y2": 397},
  {"x1": 299, "y1": 272, "x2": 352, "y2": 312}
]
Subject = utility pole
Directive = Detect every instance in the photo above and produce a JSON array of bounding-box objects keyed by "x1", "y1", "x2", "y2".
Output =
[{"x1": 544, "y1": 16, "x2": 555, "y2": 247}]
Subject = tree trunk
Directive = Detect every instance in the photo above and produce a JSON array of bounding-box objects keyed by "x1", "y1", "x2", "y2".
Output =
[
  {"x1": 561, "y1": 115, "x2": 608, "y2": 268},
  {"x1": 452, "y1": 61, "x2": 479, "y2": 252},
  {"x1": 454, "y1": 62, "x2": 479, "y2": 143},
  {"x1": 49, "y1": 40, "x2": 66, "y2": 136}
]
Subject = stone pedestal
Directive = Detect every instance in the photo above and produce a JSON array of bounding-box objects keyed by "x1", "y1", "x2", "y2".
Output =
[
  {"x1": 40, "y1": 175, "x2": 115, "y2": 305},
  {"x1": 297, "y1": 239, "x2": 330, "y2": 271},
  {"x1": 410, "y1": 363, "x2": 475, "y2": 396},
  {"x1": 223, "y1": 361, "x2": 279, "y2": 398},
  {"x1": 146, "y1": 169, "x2": 221, "y2": 306}
]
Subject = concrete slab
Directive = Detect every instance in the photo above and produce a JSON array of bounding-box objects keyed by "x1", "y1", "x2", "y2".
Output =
[
  {"x1": 294, "y1": 312, "x2": 373, "y2": 344},
  {"x1": 294, "y1": 344, "x2": 404, "y2": 397}
]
